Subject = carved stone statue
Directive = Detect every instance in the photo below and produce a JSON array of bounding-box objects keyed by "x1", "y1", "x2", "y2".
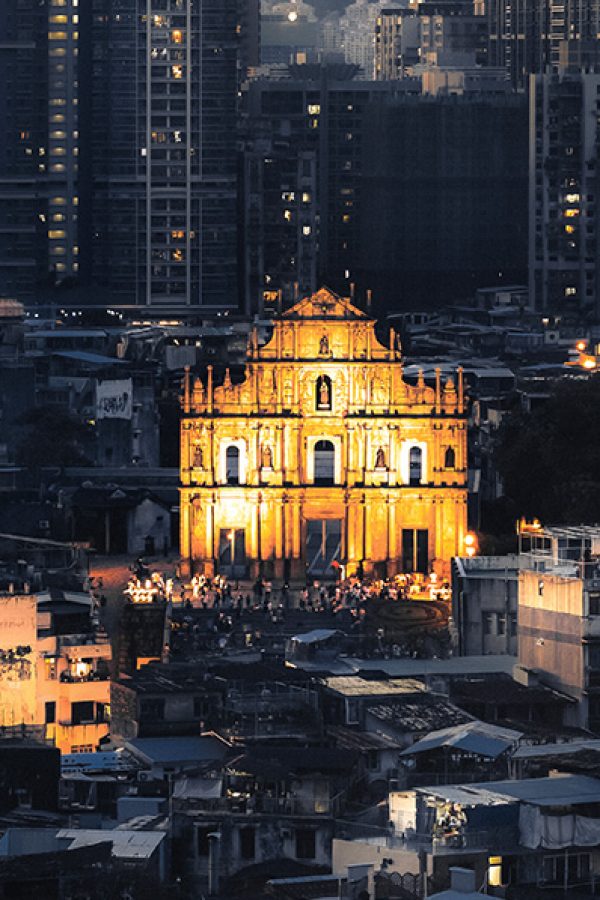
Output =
[
  {"x1": 375, "y1": 447, "x2": 387, "y2": 469},
  {"x1": 193, "y1": 444, "x2": 204, "y2": 469},
  {"x1": 317, "y1": 375, "x2": 331, "y2": 409},
  {"x1": 319, "y1": 334, "x2": 329, "y2": 356},
  {"x1": 262, "y1": 444, "x2": 273, "y2": 469}
]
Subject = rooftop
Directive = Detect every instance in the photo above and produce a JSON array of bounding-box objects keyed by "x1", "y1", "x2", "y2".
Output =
[
  {"x1": 321, "y1": 675, "x2": 424, "y2": 697},
  {"x1": 229, "y1": 745, "x2": 358, "y2": 779},
  {"x1": 368, "y1": 697, "x2": 472, "y2": 735},
  {"x1": 401, "y1": 721, "x2": 523, "y2": 760},
  {"x1": 58, "y1": 828, "x2": 165, "y2": 860},
  {"x1": 125, "y1": 734, "x2": 230, "y2": 767},
  {"x1": 417, "y1": 774, "x2": 600, "y2": 808},
  {"x1": 451, "y1": 674, "x2": 575, "y2": 708},
  {"x1": 294, "y1": 655, "x2": 517, "y2": 678}
]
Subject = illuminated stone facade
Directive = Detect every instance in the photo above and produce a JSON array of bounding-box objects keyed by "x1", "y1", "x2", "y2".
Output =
[{"x1": 180, "y1": 288, "x2": 467, "y2": 582}]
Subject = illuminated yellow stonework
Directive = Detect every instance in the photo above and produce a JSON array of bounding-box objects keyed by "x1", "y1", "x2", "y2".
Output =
[{"x1": 179, "y1": 288, "x2": 467, "y2": 582}]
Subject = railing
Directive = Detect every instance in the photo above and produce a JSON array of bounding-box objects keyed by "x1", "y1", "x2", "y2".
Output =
[
  {"x1": 334, "y1": 821, "x2": 520, "y2": 855},
  {"x1": 189, "y1": 794, "x2": 333, "y2": 817},
  {"x1": 60, "y1": 672, "x2": 109, "y2": 684}
]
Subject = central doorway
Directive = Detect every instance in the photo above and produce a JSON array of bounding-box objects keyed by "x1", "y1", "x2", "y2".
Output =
[
  {"x1": 218, "y1": 528, "x2": 248, "y2": 577},
  {"x1": 306, "y1": 519, "x2": 342, "y2": 579}
]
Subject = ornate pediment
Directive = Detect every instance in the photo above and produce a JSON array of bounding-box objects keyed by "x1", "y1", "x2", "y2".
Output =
[{"x1": 282, "y1": 286, "x2": 369, "y2": 321}]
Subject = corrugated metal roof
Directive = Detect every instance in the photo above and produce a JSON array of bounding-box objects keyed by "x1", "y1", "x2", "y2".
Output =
[
  {"x1": 401, "y1": 721, "x2": 522, "y2": 759},
  {"x1": 418, "y1": 774, "x2": 600, "y2": 808},
  {"x1": 513, "y1": 740, "x2": 600, "y2": 760},
  {"x1": 58, "y1": 828, "x2": 165, "y2": 859},
  {"x1": 126, "y1": 735, "x2": 229, "y2": 765},
  {"x1": 290, "y1": 628, "x2": 339, "y2": 644}
]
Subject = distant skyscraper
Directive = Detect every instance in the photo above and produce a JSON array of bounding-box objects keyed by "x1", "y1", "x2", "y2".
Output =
[
  {"x1": 358, "y1": 91, "x2": 528, "y2": 307},
  {"x1": 487, "y1": 0, "x2": 600, "y2": 89},
  {"x1": 0, "y1": 0, "x2": 79, "y2": 299},
  {"x1": 529, "y1": 72, "x2": 600, "y2": 316},
  {"x1": 341, "y1": 0, "x2": 401, "y2": 79},
  {"x1": 374, "y1": 8, "x2": 419, "y2": 80},
  {"x1": 86, "y1": 0, "x2": 239, "y2": 312},
  {"x1": 239, "y1": 0, "x2": 262, "y2": 79}
]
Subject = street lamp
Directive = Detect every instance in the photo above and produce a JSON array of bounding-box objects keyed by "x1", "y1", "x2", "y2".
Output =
[{"x1": 464, "y1": 532, "x2": 478, "y2": 558}]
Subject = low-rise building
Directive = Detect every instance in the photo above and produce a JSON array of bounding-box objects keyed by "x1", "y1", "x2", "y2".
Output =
[
  {"x1": 0, "y1": 590, "x2": 111, "y2": 753},
  {"x1": 517, "y1": 524, "x2": 600, "y2": 732},
  {"x1": 452, "y1": 554, "x2": 519, "y2": 656},
  {"x1": 336, "y1": 773, "x2": 600, "y2": 896}
]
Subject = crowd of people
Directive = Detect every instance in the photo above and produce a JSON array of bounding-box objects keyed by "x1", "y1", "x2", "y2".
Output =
[{"x1": 122, "y1": 557, "x2": 451, "y2": 618}]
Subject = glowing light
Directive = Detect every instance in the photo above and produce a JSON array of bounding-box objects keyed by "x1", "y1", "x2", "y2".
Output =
[
  {"x1": 582, "y1": 357, "x2": 597, "y2": 370},
  {"x1": 464, "y1": 532, "x2": 478, "y2": 557},
  {"x1": 576, "y1": 340, "x2": 587, "y2": 352},
  {"x1": 288, "y1": 9, "x2": 298, "y2": 20}
]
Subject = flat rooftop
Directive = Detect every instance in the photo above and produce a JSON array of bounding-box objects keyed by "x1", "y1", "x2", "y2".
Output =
[
  {"x1": 295, "y1": 655, "x2": 517, "y2": 678},
  {"x1": 321, "y1": 676, "x2": 425, "y2": 697}
]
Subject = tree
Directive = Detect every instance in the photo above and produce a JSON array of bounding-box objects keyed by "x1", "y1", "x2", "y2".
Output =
[
  {"x1": 15, "y1": 408, "x2": 92, "y2": 471},
  {"x1": 494, "y1": 375, "x2": 600, "y2": 526}
]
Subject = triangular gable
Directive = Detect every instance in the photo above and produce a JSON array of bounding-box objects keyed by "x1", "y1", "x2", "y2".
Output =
[{"x1": 281, "y1": 286, "x2": 369, "y2": 320}]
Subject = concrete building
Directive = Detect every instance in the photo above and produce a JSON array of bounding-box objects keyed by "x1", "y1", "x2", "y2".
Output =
[
  {"x1": 84, "y1": 0, "x2": 239, "y2": 312},
  {"x1": 517, "y1": 524, "x2": 600, "y2": 733},
  {"x1": 452, "y1": 555, "x2": 519, "y2": 656},
  {"x1": 374, "y1": 9, "x2": 420, "y2": 80},
  {"x1": 242, "y1": 68, "x2": 420, "y2": 312},
  {"x1": 0, "y1": 591, "x2": 111, "y2": 753},
  {"x1": 487, "y1": 0, "x2": 600, "y2": 89},
  {"x1": 179, "y1": 287, "x2": 468, "y2": 582},
  {"x1": 336, "y1": 774, "x2": 600, "y2": 896},
  {"x1": 0, "y1": 0, "x2": 78, "y2": 299},
  {"x1": 357, "y1": 92, "x2": 528, "y2": 307},
  {"x1": 529, "y1": 72, "x2": 600, "y2": 318},
  {"x1": 420, "y1": 11, "x2": 487, "y2": 63}
]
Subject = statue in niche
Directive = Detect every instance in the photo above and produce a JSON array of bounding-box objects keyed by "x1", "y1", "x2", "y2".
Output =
[
  {"x1": 375, "y1": 447, "x2": 387, "y2": 469},
  {"x1": 262, "y1": 444, "x2": 273, "y2": 469},
  {"x1": 444, "y1": 446, "x2": 456, "y2": 469},
  {"x1": 319, "y1": 334, "x2": 329, "y2": 356},
  {"x1": 316, "y1": 375, "x2": 332, "y2": 410},
  {"x1": 283, "y1": 377, "x2": 293, "y2": 408},
  {"x1": 193, "y1": 444, "x2": 204, "y2": 469}
]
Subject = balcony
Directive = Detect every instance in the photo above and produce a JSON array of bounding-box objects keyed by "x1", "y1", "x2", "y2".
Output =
[
  {"x1": 60, "y1": 671, "x2": 109, "y2": 684},
  {"x1": 334, "y1": 823, "x2": 520, "y2": 856}
]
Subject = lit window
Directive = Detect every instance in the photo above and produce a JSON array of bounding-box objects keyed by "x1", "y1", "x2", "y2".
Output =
[
  {"x1": 488, "y1": 857, "x2": 503, "y2": 887},
  {"x1": 307, "y1": 104, "x2": 320, "y2": 115},
  {"x1": 302, "y1": 225, "x2": 311, "y2": 236},
  {"x1": 302, "y1": 192, "x2": 311, "y2": 202},
  {"x1": 171, "y1": 30, "x2": 183, "y2": 43},
  {"x1": 564, "y1": 209, "x2": 580, "y2": 218},
  {"x1": 171, "y1": 65, "x2": 183, "y2": 79}
]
